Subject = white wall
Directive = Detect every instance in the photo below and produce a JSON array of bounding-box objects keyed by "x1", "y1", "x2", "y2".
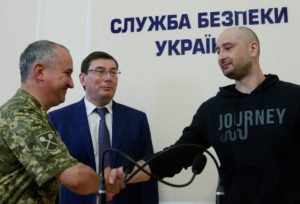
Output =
[{"x1": 1, "y1": 0, "x2": 299, "y2": 203}]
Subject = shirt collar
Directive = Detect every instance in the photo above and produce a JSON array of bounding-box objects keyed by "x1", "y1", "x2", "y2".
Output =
[{"x1": 84, "y1": 97, "x2": 113, "y2": 115}]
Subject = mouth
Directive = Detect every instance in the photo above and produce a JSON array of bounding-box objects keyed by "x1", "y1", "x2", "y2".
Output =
[
  {"x1": 102, "y1": 86, "x2": 112, "y2": 89},
  {"x1": 222, "y1": 62, "x2": 231, "y2": 71},
  {"x1": 101, "y1": 87, "x2": 113, "y2": 92},
  {"x1": 62, "y1": 88, "x2": 68, "y2": 93}
]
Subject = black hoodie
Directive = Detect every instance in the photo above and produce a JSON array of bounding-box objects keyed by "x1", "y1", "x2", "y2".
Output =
[{"x1": 149, "y1": 74, "x2": 300, "y2": 204}]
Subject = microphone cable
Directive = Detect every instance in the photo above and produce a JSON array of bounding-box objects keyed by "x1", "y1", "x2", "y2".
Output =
[
  {"x1": 123, "y1": 143, "x2": 225, "y2": 203},
  {"x1": 100, "y1": 143, "x2": 225, "y2": 203},
  {"x1": 126, "y1": 144, "x2": 218, "y2": 180},
  {"x1": 102, "y1": 147, "x2": 198, "y2": 187}
]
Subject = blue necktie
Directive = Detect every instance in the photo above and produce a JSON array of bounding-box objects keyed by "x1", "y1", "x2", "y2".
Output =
[{"x1": 95, "y1": 107, "x2": 111, "y2": 173}]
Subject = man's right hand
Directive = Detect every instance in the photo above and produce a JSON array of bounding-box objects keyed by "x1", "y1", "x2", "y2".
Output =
[{"x1": 104, "y1": 167, "x2": 126, "y2": 201}]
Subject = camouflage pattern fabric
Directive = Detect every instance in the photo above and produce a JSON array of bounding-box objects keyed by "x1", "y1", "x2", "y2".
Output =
[{"x1": 0, "y1": 89, "x2": 78, "y2": 203}]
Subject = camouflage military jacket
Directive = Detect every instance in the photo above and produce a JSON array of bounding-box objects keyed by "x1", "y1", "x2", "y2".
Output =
[{"x1": 0, "y1": 89, "x2": 78, "y2": 203}]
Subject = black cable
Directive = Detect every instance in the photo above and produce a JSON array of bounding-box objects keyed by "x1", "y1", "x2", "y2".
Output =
[
  {"x1": 101, "y1": 143, "x2": 225, "y2": 203},
  {"x1": 125, "y1": 144, "x2": 220, "y2": 182},
  {"x1": 102, "y1": 144, "x2": 219, "y2": 187},
  {"x1": 102, "y1": 147, "x2": 197, "y2": 187}
]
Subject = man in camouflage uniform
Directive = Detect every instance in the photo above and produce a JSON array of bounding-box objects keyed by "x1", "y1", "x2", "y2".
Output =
[{"x1": 0, "y1": 40, "x2": 124, "y2": 203}]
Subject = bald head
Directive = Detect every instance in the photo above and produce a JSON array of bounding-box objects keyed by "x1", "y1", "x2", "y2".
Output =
[
  {"x1": 215, "y1": 26, "x2": 262, "y2": 82},
  {"x1": 237, "y1": 27, "x2": 259, "y2": 47},
  {"x1": 218, "y1": 26, "x2": 260, "y2": 55}
]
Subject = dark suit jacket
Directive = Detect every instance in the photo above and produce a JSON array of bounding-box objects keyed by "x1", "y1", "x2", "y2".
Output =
[{"x1": 48, "y1": 99, "x2": 158, "y2": 204}]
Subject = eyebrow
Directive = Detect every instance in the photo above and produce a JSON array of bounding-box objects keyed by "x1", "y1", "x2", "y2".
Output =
[
  {"x1": 65, "y1": 68, "x2": 73, "y2": 73},
  {"x1": 90, "y1": 66, "x2": 118, "y2": 70},
  {"x1": 215, "y1": 42, "x2": 233, "y2": 50},
  {"x1": 222, "y1": 42, "x2": 233, "y2": 46}
]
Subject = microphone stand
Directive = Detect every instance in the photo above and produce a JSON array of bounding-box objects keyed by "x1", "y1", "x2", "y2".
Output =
[
  {"x1": 216, "y1": 179, "x2": 225, "y2": 204},
  {"x1": 98, "y1": 178, "x2": 106, "y2": 204},
  {"x1": 98, "y1": 152, "x2": 107, "y2": 204},
  {"x1": 169, "y1": 144, "x2": 225, "y2": 204},
  {"x1": 100, "y1": 144, "x2": 225, "y2": 204}
]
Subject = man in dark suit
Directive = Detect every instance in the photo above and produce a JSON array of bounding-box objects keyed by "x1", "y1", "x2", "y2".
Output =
[{"x1": 49, "y1": 51, "x2": 158, "y2": 204}]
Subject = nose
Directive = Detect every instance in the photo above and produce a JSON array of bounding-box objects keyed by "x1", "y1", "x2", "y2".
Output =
[
  {"x1": 218, "y1": 49, "x2": 227, "y2": 62},
  {"x1": 68, "y1": 77, "x2": 74, "y2": 88},
  {"x1": 218, "y1": 49, "x2": 224, "y2": 59},
  {"x1": 103, "y1": 71, "x2": 113, "y2": 80}
]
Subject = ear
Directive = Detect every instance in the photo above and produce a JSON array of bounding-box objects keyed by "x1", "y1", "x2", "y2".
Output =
[
  {"x1": 79, "y1": 73, "x2": 87, "y2": 86},
  {"x1": 249, "y1": 41, "x2": 259, "y2": 57},
  {"x1": 32, "y1": 63, "x2": 45, "y2": 81}
]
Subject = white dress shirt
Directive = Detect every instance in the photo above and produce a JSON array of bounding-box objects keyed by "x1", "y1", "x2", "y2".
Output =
[{"x1": 84, "y1": 97, "x2": 113, "y2": 173}]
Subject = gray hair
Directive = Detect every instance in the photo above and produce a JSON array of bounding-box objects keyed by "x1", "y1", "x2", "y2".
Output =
[{"x1": 19, "y1": 40, "x2": 68, "y2": 83}]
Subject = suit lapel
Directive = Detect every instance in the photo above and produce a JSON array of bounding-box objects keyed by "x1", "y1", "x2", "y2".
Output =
[{"x1": 111, "y1": 102, "x2": 128, "y2": 166}]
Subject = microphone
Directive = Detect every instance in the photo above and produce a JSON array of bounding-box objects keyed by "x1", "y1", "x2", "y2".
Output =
[
  {"x1": 192, "y1": 154, "x2": 207, "y2": 175},
  {"x1": 100, "y1": 144, "x2": 224, "y2": 204},
  {"x1": 124, "y1": 147, "x2": 208, "y2": 188},
  {"x1": 125, "y1": 144, "x2": 224, "y2": 204},
  {"x1": 102, "y1": 148, "x2": 200, "y2": 188}
]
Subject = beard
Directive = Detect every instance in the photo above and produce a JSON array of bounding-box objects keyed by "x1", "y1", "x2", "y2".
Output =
[{"x1": 223, "y1": 60, "x2": 252, "y2": 80}]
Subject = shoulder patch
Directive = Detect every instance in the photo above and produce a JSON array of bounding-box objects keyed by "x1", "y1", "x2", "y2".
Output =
[{"x1": 35, "y1": 131, "x2": 58, "y2": 151}]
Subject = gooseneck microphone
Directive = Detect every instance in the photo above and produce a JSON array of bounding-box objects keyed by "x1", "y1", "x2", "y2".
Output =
[
  {"x1": 192, "y1": 153, "x2": 207, "y2": 175},
  {"x1": 99, "y1": 143, "x2": 224, "y2": 204},
  {"x1": 122, "y1": 151, "x2": 207, "y2": 188}
]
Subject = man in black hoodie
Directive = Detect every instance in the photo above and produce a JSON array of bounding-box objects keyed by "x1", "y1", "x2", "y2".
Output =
[{"x1": 123, "y1": 26, "x2": 300, "y2": 204}]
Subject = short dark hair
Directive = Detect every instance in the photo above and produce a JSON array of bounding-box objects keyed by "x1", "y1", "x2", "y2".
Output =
[{"x1": 81, "y1": 51, "x2": 119, "y2": 74}]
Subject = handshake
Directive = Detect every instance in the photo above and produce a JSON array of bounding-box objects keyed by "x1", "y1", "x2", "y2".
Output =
[
  {"x1": 101, "y1": 160, "x2": 150, "y2": 202},
  {"x1": 101, "y1": 144, "x2": 211, "y2": 202},
  {"x1": 99, "y1": 144, "x2": 212, "y2": 203}
]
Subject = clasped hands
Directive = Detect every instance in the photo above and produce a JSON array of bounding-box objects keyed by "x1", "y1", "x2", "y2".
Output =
[{"x1": 103, "y1": 160, "x2": 151, "y2": 201}]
